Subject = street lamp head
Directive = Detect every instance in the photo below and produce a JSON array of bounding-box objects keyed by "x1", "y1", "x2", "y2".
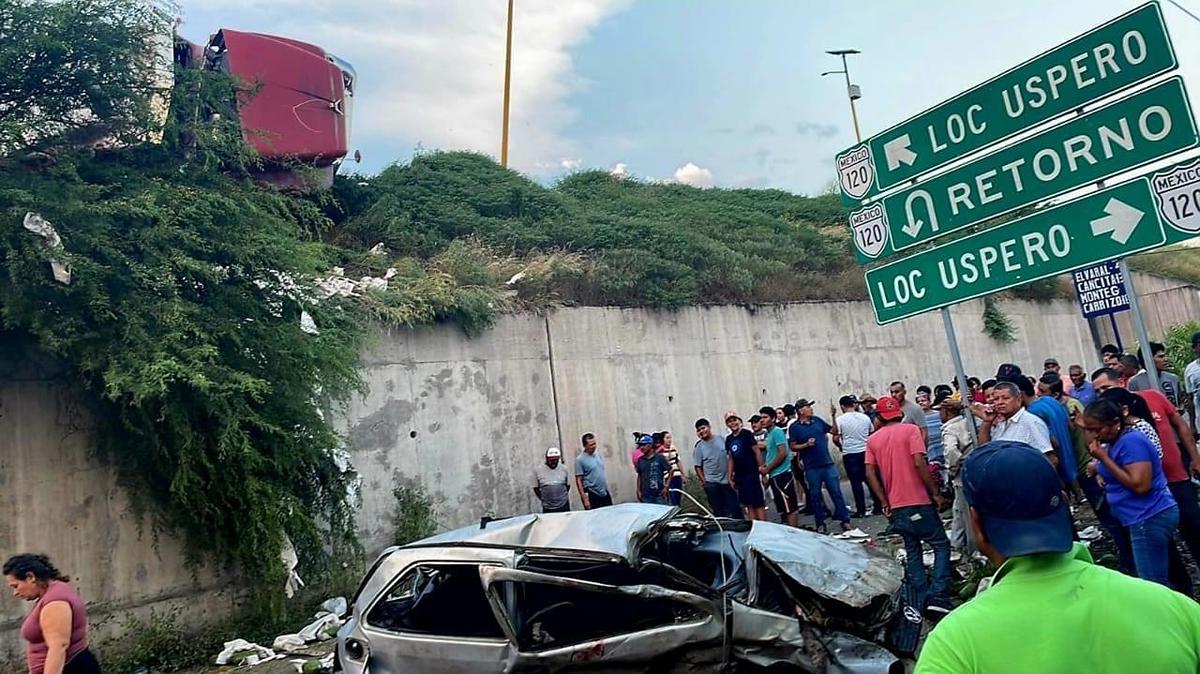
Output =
[
  {"x1": 826, "y1": 49, "x2": 861, "y2": 56},
  {"x1": 820, "y1": 70, "x2": 845, "y2": 77}
]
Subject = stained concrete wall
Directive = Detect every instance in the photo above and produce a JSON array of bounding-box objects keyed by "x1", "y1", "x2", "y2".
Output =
[
  {"x1": 343, "y1": 314, "x2": 561, "y2": 552},
  {"x1": 346, "y1": 297, "x2": 1102, "y2": 553},
  {"x1": 0, "y1": 376, "x2": 236, "y2": 664}
]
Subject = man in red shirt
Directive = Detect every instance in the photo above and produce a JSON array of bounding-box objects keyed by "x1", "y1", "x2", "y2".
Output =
[
  {"x1": 866, "y1": 396, "x2": 951, "y2": 619},
  {"x1": 1092, "y1": 368, "x2": 1200, "y2": 567}
]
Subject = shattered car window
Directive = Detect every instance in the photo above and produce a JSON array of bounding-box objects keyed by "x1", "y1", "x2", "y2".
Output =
[
  {"x1": 496, "y1": 579, "x2": 706, "y2": 652},
  {"x1": 367, "y1": 564, "x2": 504, "y2": 639}
]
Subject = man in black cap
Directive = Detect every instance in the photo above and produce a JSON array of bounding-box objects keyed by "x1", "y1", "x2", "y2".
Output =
[{"x1": 916, "y1": 441, "x2": 1200, "y2": 673}]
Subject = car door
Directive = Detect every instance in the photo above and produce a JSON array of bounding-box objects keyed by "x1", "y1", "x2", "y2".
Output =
[
  {"x1": 356, "y1": 551, "x2": 516, "y2": 674},
  {"x1": 481, "y1": 567, "x2": 722, "y2": 670}
]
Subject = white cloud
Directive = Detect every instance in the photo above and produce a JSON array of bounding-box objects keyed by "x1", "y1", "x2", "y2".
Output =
[
  {"x1": 609, "y1": 162, "x2": 629, "y2": 179},
  {"x1": 672, "y1": 162, "x2": 714, "y2": 188},
  {"x1": 182, "y1": 0, "x2": 632, "y2": 174},
  {"x1": 560, "y1": 158, "x2": 582, "y2": 170}
]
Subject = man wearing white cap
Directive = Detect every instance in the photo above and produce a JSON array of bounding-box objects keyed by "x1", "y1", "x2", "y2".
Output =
[{"x1": 533, "y1": 447, "x2": 570, "y2": 513}]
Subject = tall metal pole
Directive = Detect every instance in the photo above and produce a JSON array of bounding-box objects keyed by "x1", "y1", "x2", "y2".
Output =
[
  {"x1": 1119, "y1": 258, "x2": 1160, "y2": 389},
  {"x1": 942, "y1": 307, "x2": 979, "y2": 447},
  {"x1": 840, "y1": 53, "x2": 862, "y2": 143},
  {"x1": 500, "y1": 0, "x2": 514, "y2": 167}
]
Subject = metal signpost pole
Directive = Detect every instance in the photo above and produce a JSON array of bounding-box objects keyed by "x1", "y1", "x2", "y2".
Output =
[
  {"x1": 941, "y1": 308, "x2": 979, "y2": 446},
  {"x1": 1110, "y1": 313, "x2": 1124, "y2": 352},
  {"x1": 1119, "y1": 258, "x2": 1161, "y2": 388}
]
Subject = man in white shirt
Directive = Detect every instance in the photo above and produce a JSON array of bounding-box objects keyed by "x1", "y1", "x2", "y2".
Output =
[
  {"x1": 832, "y1": 394, "x2": 876, "y2": 517},
  {"x1": 971, "y1": 381, "x2": 1053, "y2": 455}
]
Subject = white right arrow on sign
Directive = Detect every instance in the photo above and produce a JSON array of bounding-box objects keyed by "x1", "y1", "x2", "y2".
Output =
[
  {"x1": 883, "y1": 134, "x2": 918, "y2": 171},
  {"x1": 1090, "y1": 198, "x2": 1145, "y2": 244}
]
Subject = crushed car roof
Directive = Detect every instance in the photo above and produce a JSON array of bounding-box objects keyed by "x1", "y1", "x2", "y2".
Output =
[
  {"x1": 411, "y1": 503, "x2": 675, "y2": 560},
  {"x1": 406, "y1": 503, "x2": 901, "y2": 610}
]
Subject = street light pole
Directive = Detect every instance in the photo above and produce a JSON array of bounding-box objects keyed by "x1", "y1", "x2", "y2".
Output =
[
  {"x1": 501, "y1": 0, "x2": 514, "y2": 167},
  {"x1": 824, "y1": 49, "x2": 862, "y2": 142}
]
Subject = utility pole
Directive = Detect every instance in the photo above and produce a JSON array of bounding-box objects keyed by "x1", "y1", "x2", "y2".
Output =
[
  {"x1": 500, "y1": 0, "x2": 514, "y2": 167},
  {"x1": 822, "y1": 49, "x2": 862, "y2": 142}
]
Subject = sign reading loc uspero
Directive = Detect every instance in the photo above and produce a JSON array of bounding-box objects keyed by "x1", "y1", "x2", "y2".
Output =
[
  {"x1": 865, "y1": 158, "x2": 1200, "y2": 324},
  {"x1": 848, "y1": 77, "x2": 1197, "y2": 263},
  {"x1": 836, "y1": 1, "x2": 1176, "y2": 205}
]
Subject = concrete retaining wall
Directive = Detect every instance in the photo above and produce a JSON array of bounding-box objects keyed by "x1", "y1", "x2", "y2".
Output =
[
  {"x1": 345, "y1": 297, "x2": 1102, "y2": 554},
  {"x1": 0, "y1": 377, "x2": 235, "y2": 664}
]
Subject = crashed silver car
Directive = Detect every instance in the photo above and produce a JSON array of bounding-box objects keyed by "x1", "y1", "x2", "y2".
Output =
[{"x1": 338, "y1": 504, "x2": 909, "y2": 673}]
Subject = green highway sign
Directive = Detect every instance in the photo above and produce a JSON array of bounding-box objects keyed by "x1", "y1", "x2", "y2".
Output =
[
  {"x1": 866, "y1": 178, "x2": 1170, "y2": 324},
  {"x1": 837, "y1": 2, "x2": 1176, "y2": 205},
  {"x1": 848, "y1": 77, "x2": 1197, "y2": 263}
]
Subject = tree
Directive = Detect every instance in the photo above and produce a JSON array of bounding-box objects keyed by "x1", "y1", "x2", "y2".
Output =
[{"x1": 0, "y1": 0, "x2": 168, "y2": 155}]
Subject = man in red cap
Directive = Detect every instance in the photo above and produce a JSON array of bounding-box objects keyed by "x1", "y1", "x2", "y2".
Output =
[{"x1": 866, "y1": 395, "x2": 952, "y2": 619}]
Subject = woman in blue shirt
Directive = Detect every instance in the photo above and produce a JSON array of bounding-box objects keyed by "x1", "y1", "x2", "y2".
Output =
[{"x1": 1083, "y1": 398, "x2": 1179, "y2": 588}]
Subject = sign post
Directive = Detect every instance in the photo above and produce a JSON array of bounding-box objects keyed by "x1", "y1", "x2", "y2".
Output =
[
  {"x1": 1120, "y1": 258, "x2": 1161, "y2": 388},
  {"x1": 837, "y1": 2, "x2": 1177, "y2": 205}
]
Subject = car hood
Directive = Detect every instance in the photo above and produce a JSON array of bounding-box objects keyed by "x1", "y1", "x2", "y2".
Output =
[{"x1": 743, "y1": 520, "x2": 900, "y2": 609}]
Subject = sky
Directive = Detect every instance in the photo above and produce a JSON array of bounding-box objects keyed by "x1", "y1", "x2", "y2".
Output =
[{"x1": 176, "y1": 0, "x2": 1200, "y2": 195}]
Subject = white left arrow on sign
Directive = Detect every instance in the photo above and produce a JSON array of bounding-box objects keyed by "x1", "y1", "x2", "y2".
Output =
[
  {"x1": 883, "y1": 134, "x2": 917, "y2": 171},
  {"x1": 1089, "y1": 198, "x2": 1144, "y2": 244}
]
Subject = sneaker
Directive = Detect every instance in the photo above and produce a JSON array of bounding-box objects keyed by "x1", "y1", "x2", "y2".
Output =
[
  {"x1": 816, "y1": 524, "x2": 829, "y2": 535},
  {"x1": 840, "y1": 521, "x2": 853, "y2": 533}
]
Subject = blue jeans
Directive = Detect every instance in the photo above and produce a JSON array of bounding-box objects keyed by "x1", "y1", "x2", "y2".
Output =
[
  {"x1": 702, "y1": 481, "x2": 744, "y2": 519},
  {"x1": 890, "y1": 504, "x2": 952, "y2": 608},
  {"x1": 1130, "y1": 505, "x2": 1180, "y2": 588},
  {"x1": 806, "y1": 464, "x2": 850, "y2": 527},
  {"x1": 842, "y1": 452, "x2": 876, "y2": 516},
  {"x1": 668, "y1": 476, "x2": 684, "y2": 506}
]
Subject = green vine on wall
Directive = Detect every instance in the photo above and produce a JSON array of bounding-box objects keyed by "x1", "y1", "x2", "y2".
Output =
[
  {"x1": 982, "y1": 296, "x2": 1017, "y2": 343},
  {"x1": 0, "y1": 0, "x2": 367, "y2": 610}
]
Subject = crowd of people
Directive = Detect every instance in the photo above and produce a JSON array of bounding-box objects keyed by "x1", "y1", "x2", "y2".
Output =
[{"x1": 530, "y1": 332, "x2": 1200, "y2": 667}]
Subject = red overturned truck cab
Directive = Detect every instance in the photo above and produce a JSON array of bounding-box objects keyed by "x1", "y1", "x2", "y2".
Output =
[{"x1": 178, "y1": 28, "x2": 357, "y2": 189}]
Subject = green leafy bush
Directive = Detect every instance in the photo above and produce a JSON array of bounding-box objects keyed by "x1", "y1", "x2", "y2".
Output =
[
  {"x1": 982, "y1": 297, "x2": 1017, "y2": 343},
  {"x1": 392, "y1": 482, "x2": 439, "y2": 546},
  {"x1": 1164, "y1": 321, "x2": 1200, "y2": 377}
]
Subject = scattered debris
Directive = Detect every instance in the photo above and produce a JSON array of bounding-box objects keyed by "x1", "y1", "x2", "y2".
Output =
[
  {"x1": 273, "y1": 596, "x2": 349, "y2": 654},
  {"x1": 290, "y1": 652, "x2": 335, "y2": 674},
  {"x1": 22, "y1": 212, "x2": 71, "y2": 284},
  {"x1": 319, "y1": 596, "x2": 348, "y2": 616},
  {"x1": 281, "y1": 537, "x2": 304, "y2": 599},
  {"x1": 1079, "y1": 525, "x2": 1102, "y2": 541},
  {"x1": 215, "y1": 639, "x2": 279, "y2": 666},
  {"x1": 300, "y1": 310, "x2": 319, "y2": 335}
]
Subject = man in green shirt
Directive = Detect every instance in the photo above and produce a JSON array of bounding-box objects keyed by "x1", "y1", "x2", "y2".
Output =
[
  {"x1": 917, "y1": 440, "x2": 1200, "y2": 673},
  {"x1": 759, "y1": 405, "x2": 799, "y2": 527}
]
